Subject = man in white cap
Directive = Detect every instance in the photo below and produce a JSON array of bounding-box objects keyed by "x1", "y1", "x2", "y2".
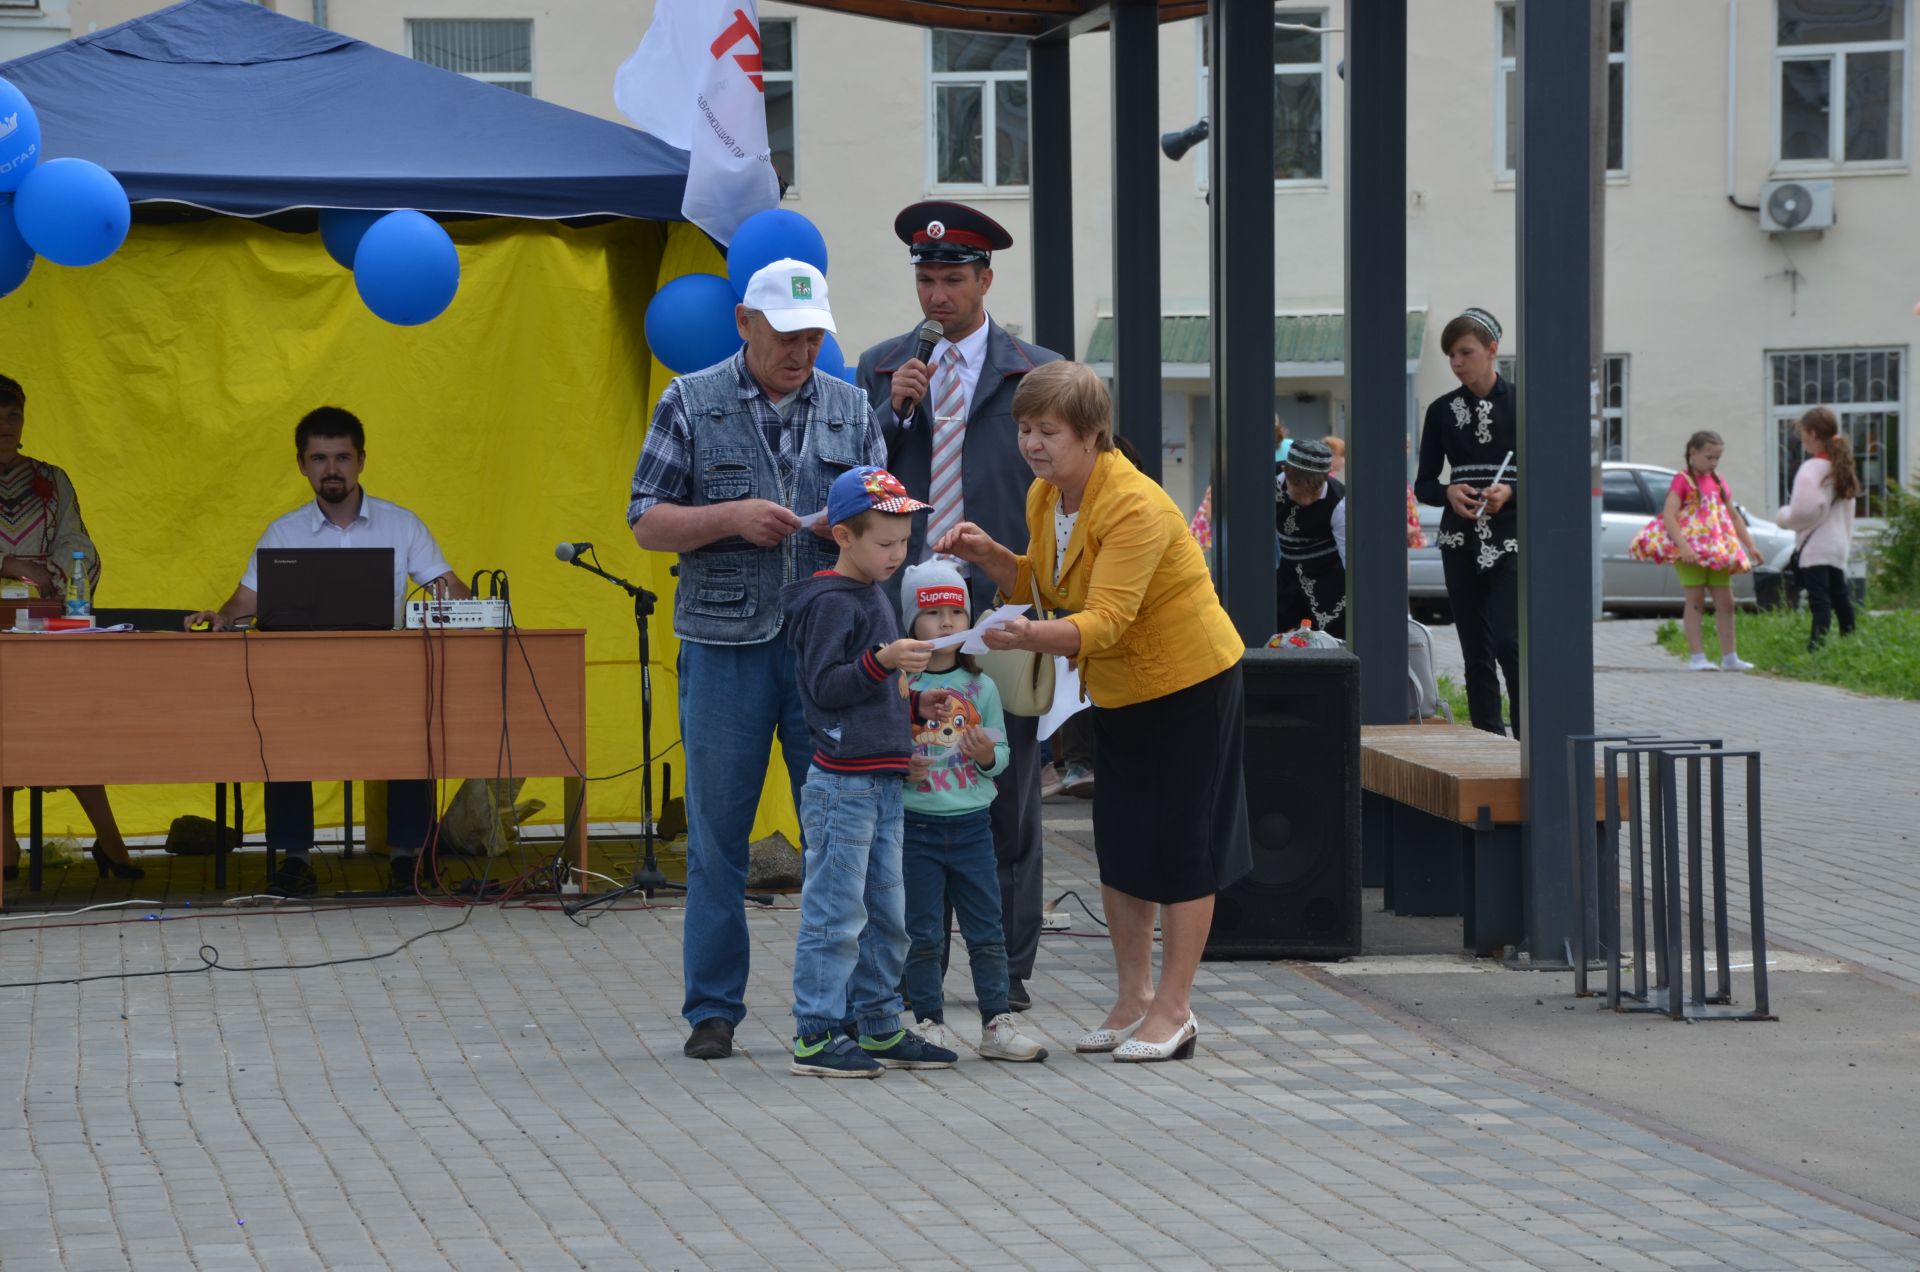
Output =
[{"x1": 628, "y1": 258, "x2": 887, "y2": 1061}]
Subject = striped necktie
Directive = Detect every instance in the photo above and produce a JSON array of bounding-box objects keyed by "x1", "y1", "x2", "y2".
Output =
[{"x1": 926, "y1": 344, "x2": 967, "y2": 544}]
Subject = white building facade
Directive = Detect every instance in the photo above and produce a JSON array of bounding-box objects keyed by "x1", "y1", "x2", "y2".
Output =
[{"x1": 20, "y1": 0, "x2": 1917, "y2": 521}]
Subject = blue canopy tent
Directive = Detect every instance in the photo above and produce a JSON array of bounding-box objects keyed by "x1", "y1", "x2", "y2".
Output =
[
  {"x1": 0, "y1": 0, "x2": 688, "y2": 219},
  {"x1": 0, "y1": 0, "x2": 740, "y2": 852}
]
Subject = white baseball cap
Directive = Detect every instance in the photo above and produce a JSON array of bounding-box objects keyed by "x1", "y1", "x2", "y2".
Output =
[{"x1": 741, "y1": 258, "x2": 836, "y2": 334}]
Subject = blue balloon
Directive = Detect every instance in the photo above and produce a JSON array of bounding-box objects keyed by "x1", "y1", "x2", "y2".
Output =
[
  {"x1": 0, "y1": 77, "x2": 41, "y2": 194},
  {"x1": 12, "y1": 158, "x2": 129, "y2": 267},
  {"x1": 725, "y1": 208, "x2": 828, "y2": 299},
  {"x1": 645, "y1": 273, "x2": 743, "y2": 374},
  {"x1": 319, "y1": 208, "x2": 384, "y2": 270},
  {"x1": 0, "y1": 196, "x2": 32, "y2": 298},
  {"x1": 813, "y1": 332, "x2": 846, "y2": 381},
  {"x1": 352, "y1": 210, "x2": 460, "y2": 326}
]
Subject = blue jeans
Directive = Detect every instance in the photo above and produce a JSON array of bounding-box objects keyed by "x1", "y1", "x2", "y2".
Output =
[
  {"x1": 792, "y1": 768, "x2": 906, "y2": 1040},
  {"x1": 902, "y1": 809, "x2": 1008, "y2": 1024},
  {"x1": 678, "y1": 638, "x2": 812, "y2": 1028}
]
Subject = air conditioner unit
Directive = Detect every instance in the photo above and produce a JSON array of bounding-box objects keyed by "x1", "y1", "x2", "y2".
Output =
[{"x1": 1758, "y1": 179, "x2": 1834, "y2": 233}]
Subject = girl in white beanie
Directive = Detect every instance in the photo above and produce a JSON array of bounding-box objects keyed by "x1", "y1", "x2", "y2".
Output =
[{"x1": 898, "y1": 558, "x2": 1049, "y2": 1062}]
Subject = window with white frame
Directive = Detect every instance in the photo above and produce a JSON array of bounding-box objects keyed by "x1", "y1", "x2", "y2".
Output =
[
  {"x1": 1600, "y1": 354, "x2": 1628, "y2": 460},
  {"x1": 762, "y1": 18, "x2": 797, "y2": 191},
  {"x1": 1770, "y1": 347, "x2": 1904, "y2": 518},
  {"x1": 929, "y1": 32, "x2": 1029, "y2": 191},
  {"x1": 1194, "y1": 10, "x2": 1330, "y2": 184},
  {"x1": 1775, "y1": 0, "x2": 1908, "y2": 168},
  {"x1": 1494, "y1": 352, "x2": 1628, "y2": 459},
  {"x1": 1496, "y1": 2, "x2": 1629, "y2": 181},
  {"x1": 408, "y1": 19, "x2": 533, "y2": 95}
]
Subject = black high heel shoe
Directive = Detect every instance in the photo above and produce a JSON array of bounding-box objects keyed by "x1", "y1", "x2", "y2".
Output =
[{"x1": 92, "y1": 848, "x2": 144, "y2": 881}]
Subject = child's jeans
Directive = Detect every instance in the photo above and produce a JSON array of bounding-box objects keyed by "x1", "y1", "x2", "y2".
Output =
[
  {"x1": 792, "y1": 768, "x2": 907, "y2": 1040},
  {"x1": 901, "y1": 808, "x2": 1009, "y2": 1023}
]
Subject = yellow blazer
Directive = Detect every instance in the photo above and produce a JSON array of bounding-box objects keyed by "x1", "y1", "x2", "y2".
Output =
[{"x1": 1008, "y1": 449, "x2": 1244, "y2": 709}]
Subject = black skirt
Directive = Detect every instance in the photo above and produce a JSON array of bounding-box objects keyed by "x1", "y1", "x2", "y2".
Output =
[{"x1": 1089, "y1": 662, "x2": 1253, "y2": 904}]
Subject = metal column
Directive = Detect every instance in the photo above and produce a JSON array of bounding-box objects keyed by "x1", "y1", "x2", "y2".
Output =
[
  {"x1": 1516, "y1": 0, "x2": 1598, "y2": 961},
  {"x1": 1109, "y1": 0, "x2": 1162, "y2": 482},
  {"x1": 1208, "y1": 0, "x2": 1276, "y2": 643},
  {"x1": 1343, "y1": 0, "x2": 1409, "y2": 724},
  {"x1": 1028, "y1": 34, "x2": 1075, "y2": 361}
]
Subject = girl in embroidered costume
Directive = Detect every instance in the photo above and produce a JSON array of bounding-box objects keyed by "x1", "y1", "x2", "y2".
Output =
[
  {"x1": 1664, "y1": 430, "x2": 1760, "y2": 672},
  {"x1": 0, "y1": 374, "x2": 143, "y2": 882}
]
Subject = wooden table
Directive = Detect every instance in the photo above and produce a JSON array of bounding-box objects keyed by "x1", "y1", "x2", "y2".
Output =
[{"x1": 0, "y1": 629, "x2": 587, "y2": 904}]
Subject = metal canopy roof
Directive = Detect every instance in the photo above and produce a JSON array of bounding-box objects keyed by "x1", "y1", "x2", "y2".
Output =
[{"x1": 773, "y1": 1, "x2": 1206, "y2": 37}]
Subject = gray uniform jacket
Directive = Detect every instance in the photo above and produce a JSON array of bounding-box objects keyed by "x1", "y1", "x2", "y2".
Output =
[{"x1": 855, "y1": 320, "x2": 1062, "y2": 614}]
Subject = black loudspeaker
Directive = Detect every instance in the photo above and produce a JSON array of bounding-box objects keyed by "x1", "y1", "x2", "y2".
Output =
[{"x1": 1204, "y1": 647, "x2": 1361, "y2": 960}]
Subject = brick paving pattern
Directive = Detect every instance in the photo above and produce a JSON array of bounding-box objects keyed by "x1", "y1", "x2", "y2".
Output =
[{"x1": 4, "y1": 820, "x2": 1918, "y2": 1270}]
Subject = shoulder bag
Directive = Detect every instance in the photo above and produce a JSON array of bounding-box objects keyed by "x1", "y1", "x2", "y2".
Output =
[{"x1": 979, "y1": 570, "x2": 1057, "y2": 717}]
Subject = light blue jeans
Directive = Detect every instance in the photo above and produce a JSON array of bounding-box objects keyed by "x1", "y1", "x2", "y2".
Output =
[{"x1": 791, "y1": 767, "x2": 907, "y2": 1040}]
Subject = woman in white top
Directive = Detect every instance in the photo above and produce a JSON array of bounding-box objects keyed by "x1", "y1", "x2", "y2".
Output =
[{"x1": 1776, "y1": 406, "x2": 1859, "y2": 651}]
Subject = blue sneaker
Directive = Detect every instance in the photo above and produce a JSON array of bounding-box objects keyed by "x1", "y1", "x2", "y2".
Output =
[
  {"x1": 859, "y1": 1027, "x2": 958, "y2": 1070},
  {"x1": 791, "y1": 1032, "x2": 883, "y2": 1079}
]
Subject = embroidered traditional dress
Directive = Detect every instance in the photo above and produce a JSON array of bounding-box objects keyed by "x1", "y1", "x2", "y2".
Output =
[
  {"x1": 1276, "y1": 476, "x2": 1347, "y2": 634},
  {"x1": 0, "y1": 457, "x2": 101, "y2": 596}
]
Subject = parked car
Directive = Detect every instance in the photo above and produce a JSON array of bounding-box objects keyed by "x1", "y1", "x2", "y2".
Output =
[{"x1": 1408, "y1": 462, "x2": 1799, "y2": 622}]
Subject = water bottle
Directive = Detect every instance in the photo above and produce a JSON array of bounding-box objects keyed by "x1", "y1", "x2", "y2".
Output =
[{"x1": 64, "y1": 550, "x2": 89, "y2": 618}]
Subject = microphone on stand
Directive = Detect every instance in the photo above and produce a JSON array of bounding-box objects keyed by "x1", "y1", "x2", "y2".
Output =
[
  {"x1": 555, "y1": 541, "x2": 651, "y2": 599},
  {"x1": 901, "y1": 318, "x2": 945, "y2": 418}
]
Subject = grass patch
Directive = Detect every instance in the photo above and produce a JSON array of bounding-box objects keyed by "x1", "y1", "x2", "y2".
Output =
[
  {"x1": 1435, "y1": 673, "x2": 1508, "y2": 728},
  {"x1": 1652, "y1": 607, "x2": 1920, "y2": 700}
]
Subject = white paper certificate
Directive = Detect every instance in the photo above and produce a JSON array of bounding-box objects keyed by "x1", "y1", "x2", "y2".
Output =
[
  {"x1": 925, "y1": 602, "x2": 1031, "y2": 652},
  {"x1": 1037, "y1": 656, "x2": 1090, "y2": 741}
]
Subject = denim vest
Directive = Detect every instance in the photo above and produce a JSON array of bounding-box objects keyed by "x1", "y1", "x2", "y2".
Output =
[{"x1": 671, "y1": 356, "x2": 873, "y2": 646}]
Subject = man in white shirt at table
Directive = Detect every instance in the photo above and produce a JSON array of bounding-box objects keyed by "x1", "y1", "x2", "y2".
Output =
[{"x1": 184, "y1": 406, "x2": 469, "y2": 898}]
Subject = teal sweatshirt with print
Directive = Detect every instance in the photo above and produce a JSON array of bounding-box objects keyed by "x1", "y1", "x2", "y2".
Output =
[{"x1": 904, "y1": 665, "x2": 1010, "y2": 816}]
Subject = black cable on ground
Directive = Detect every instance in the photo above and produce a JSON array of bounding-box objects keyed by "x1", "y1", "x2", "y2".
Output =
[{"x1": 0, "y1": 905, "x2": 474, "y2": 989}]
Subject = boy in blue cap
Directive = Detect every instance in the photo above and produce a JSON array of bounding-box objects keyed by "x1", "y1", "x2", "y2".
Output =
[{"x1": 781, "y1": 465, "x2": 962, "y2": 1078}]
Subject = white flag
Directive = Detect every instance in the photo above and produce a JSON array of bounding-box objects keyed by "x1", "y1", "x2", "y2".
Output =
[{"x1": 615, "y1": 2, "x2": 781, "y2": 245}]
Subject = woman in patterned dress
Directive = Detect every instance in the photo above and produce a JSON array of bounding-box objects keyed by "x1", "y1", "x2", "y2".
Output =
[{"x1": 0, "y1": 374, "x2": 142, "y2": 881}]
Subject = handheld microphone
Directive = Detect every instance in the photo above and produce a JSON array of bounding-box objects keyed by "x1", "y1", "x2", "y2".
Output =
[
  {"x1": 902, "y1": 318, "x2": 945, "y2": 417},
  {"x1": 555, "y1": 542, "x2": 593, "y2": 563}
]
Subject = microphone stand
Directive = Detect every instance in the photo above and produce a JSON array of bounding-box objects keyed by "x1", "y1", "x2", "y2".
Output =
[{"x1": 558, "y1": 549, "x2": 681, "y2": 909}]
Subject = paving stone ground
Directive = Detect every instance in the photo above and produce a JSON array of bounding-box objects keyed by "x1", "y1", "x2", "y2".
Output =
[
  {"x1": 1428, "y1": 617, "x2": 1920, "y2": 988},
  {"x1": 4, "y1": 810, "x2": 1919, "y2": 1270}
]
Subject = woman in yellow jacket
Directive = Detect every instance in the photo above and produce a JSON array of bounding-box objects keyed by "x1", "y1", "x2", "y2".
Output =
[{"x1": 934, "y1": 361, "x2": 1250, "y2": 1063}]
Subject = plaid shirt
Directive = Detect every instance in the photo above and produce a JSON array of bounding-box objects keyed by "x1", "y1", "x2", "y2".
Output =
[{"x1": 627, "y1": 352, "x2": 885, "y2": 524}]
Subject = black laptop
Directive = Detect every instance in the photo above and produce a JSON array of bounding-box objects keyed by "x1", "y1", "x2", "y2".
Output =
[{"x1": 255, "y1": 547, "x2": 396, "y2": 631}]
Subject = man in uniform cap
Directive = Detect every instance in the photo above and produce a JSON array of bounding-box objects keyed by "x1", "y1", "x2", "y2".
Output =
[{"x1": 856, "y1": 201, "x2": 1062, "y2": 1012}]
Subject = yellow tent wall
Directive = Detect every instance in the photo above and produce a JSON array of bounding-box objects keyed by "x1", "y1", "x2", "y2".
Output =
[{"x1": 0, "y1": 215, "x2": 801, "y2": 848}]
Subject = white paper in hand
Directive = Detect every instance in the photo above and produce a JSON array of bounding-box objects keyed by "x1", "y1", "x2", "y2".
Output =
[
  {"x1": 957, "y1": 603, "x2": 1031, "y2": 654},
  {"x1": 797, "y1": 508, "x2": 828, "y2": 528}
]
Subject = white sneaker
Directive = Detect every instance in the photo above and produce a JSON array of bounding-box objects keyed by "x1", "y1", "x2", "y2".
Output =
[
  {"x1": 1686, "y1": 654, "x2": 1720, "y2": 671},
  {"x1": 978, "y1": 1012, "x2": 1049, "y2": 1063},
  {"x1": 1721, "y1": 653, "x2": 1754, "y2": 671},
  {"x1": 915, "y1": 1018, "x2": 966, "y2": 1054}
]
